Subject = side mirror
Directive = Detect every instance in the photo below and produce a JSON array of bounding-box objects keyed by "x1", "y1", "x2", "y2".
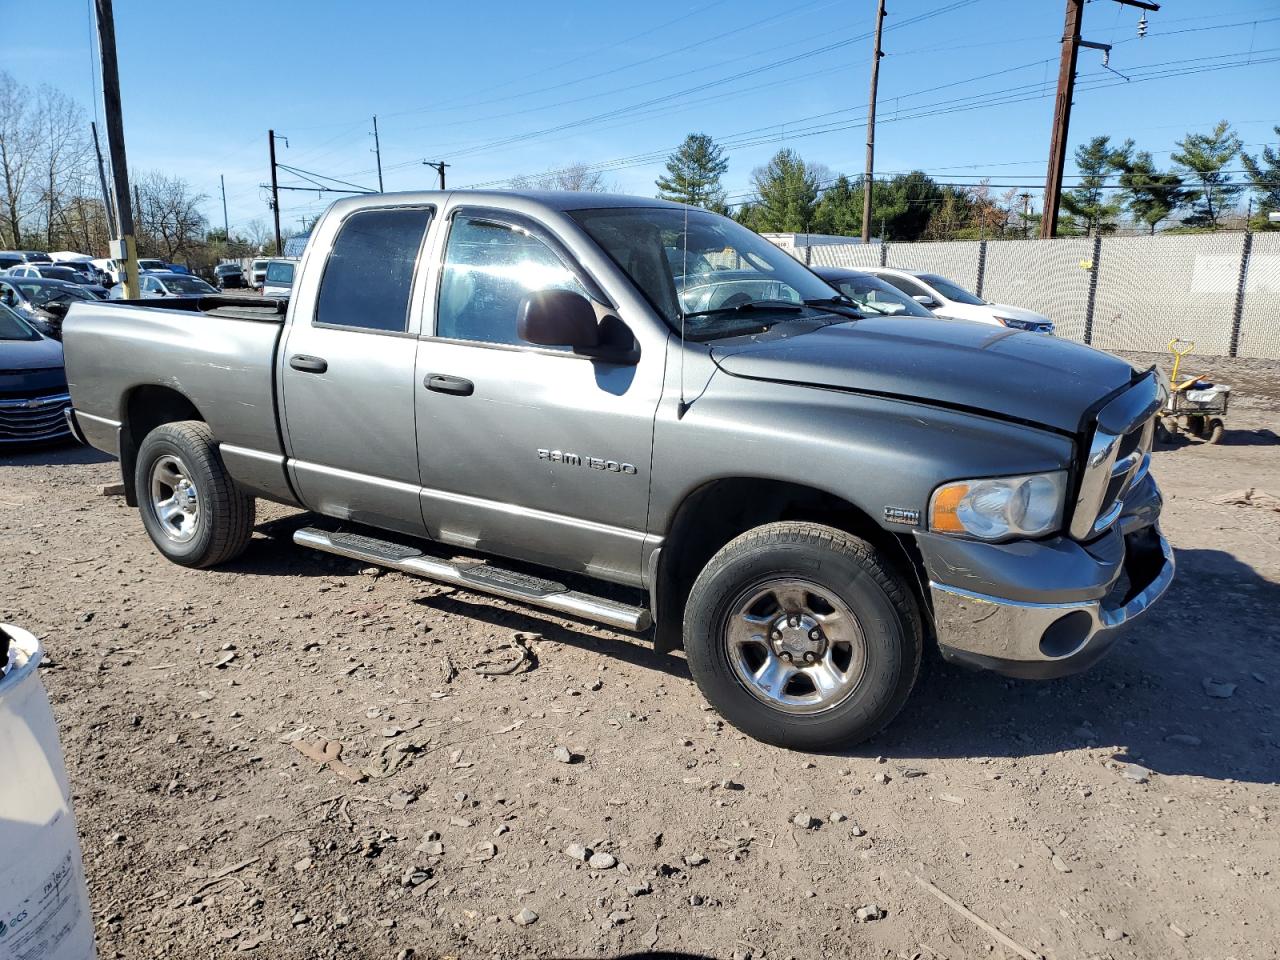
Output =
[
  {"x1": 518, "y1": 288, "x2": 599, "y2": 350},
  {"x1": 913, "y1": 294, "x2": 938, "y2": 307}
]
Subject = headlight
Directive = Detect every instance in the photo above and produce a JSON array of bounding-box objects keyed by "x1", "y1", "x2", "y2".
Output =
[
  {"x1": 929, "y1": 471, "x2": 1067, "y2": 540},
  {"x1": 994, "y1": 315, "x2": 1035, "y2": 330}
]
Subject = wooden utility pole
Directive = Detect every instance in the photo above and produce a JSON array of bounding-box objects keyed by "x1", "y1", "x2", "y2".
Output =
[
  {"x1": 220, "y1": 174, "x2": 230, "y2": 246},
  {"x1": 90, "y1": 121, "x2": 117, "y2": 237},
  {"x1": 269, "y1": 130, "x2": 283, "y2": 256},
  {"x1": 372, "y1": 116, "x2": 384, "y2": 192},
  {"x1": 424, "y1": 160, "x2": 449, "y2": 190},
  {"x1": 861, "y1": 0, "x2": 887, "y2": 244},
  {"x1": 1040, "y1": 0, "x2": 1159, "y2": 238},
  {"x1": 94, "y1": 0, "x2": 139, "y2": 297}
]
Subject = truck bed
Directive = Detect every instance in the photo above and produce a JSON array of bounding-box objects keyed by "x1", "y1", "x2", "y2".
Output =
[{"x1": 62, "y1": 298, "x2": 290, "y2": 476}]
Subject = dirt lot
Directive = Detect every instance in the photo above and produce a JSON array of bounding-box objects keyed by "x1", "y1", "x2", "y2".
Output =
[{"x1": 3, "y1": 353, "x2": 1278, "y2": 960}]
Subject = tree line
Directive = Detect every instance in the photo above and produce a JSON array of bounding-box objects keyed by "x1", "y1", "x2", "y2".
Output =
[
  {"x1": 0, "y1": 71, "x2": 279, "y2": 265},
  {"x1": 653, "y1": 122, "x2": 1280, "y2": 240}
]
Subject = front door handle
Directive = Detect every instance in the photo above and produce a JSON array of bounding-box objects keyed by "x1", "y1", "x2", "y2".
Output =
[
  {"x1": 289, "y1": 354, "x2": 328, "y2": 373},
  {"x1": 425, "y1": 374, "x2": 474, "y2": 396}
]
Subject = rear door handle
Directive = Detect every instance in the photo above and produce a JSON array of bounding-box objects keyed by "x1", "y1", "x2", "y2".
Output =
[
  {"x1": 425, "y1": 374, "x2": 474, "y2": 396},
  {"x1": 289, "y1": 354, "x2": 328, "y2": 373}
]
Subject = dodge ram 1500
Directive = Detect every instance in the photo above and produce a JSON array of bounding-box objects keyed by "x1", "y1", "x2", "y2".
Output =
[{"x1": 62, "y1": 191, "x2": 1173, "y2": 749}]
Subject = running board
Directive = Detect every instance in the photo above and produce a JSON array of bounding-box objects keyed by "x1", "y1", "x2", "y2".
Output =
[{"x1": 292, "y1": 527, "x2": 652, "y2": 632}]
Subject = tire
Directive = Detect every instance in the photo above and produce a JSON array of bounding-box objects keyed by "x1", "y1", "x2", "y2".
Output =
[
  {"x1": 1205, "y1": 418, "x2": 1225, "y2": 444},
  {"x1": 683, "y1": 521, "x2": 922, "y2": 751},
  {"x1": 134, "y1": 420, "x2": 255, "y2": 568}
]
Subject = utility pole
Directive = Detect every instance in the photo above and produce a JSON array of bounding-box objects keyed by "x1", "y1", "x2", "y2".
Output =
[
  {"x1": 93, "y1": 0, "x2": 139, "y2": 298},
  {"x1": 1020, "y1": 192, "x2": 1032, "y2": 239},
  {"x1": 268, "y1": 129, "x2": 283, "y2": 256},
  {"x1": 1040, "y1": 0, "x2": 1159, "y2": 238},
  {"x1": 372, "y1": 115, "x2": 384, "y2": 192},
  {"x1": 90, "y1": 120, "x2": 117, "y2": 237},
  {"x1": 861, "y1": 0, "x2": 887, "y2": 243},
  {"x1": 220, "y1": 174, "x2": 230, "y2": 248},
  {"x1": 424, "y1": 160, "x2": 449, "y2": 190}
]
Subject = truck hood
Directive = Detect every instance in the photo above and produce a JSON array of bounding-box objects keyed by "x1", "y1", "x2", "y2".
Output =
[{"x1": 710, "y1": 315, "x2": 1139, "y2": 434}]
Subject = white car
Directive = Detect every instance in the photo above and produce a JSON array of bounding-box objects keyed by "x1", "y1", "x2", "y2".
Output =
[{"x1": 867, "y1": 267, "x2": 1054, "y2": 334}]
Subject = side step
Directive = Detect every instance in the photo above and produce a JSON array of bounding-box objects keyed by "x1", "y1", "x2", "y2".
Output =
[{"x1": 293, "y1": 527, "x2": 652, "y2": 632}]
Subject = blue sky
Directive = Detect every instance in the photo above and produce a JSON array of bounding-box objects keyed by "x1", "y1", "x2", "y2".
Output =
[{"x1": 2, "y1": 0, "x2": 1276, "y2": 235}]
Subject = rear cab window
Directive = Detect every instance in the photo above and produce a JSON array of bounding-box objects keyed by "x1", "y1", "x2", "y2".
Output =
[
  {"x1": 314, "y1": 207, "x2": 433, "y2": 333},
  {"x1": 266, "y1": 261, "x2": 295, "y2": 285}
]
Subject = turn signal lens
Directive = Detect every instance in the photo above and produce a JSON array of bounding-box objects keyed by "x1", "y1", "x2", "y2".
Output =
[{"x1": 929, "y1": 483, "x2": 970, "y2": 533}]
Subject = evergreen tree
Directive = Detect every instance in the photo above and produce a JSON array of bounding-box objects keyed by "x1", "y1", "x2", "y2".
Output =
[
  {"x1": 812, "y1": 175, "x2": 862, "y2": 236},
  {"x1": 1112, "y1": 150, "x2": 1189, "y2": 235},
  {"x1": 656, "y1": 133, "x2": 729, "y2": 209},
  {"x1": 748, "y1": 149, "x2": 824, "y2": 232},
  {"x1": 1060, "y1": 136, "x2": 1127, "y2": 235},
  {"x1": 1172, "y1": 120, "x2": 1243, "y2": 229},
  {"x1": 1241, "y1": 125, "x2": 1280, "y2": 222}
]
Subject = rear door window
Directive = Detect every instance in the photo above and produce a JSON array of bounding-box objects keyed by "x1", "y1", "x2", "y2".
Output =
[
  {"x1": 880, "y1": 274, "x2": 930, "y2": 299},
  {"x1": 314, "y1": 207, "x2": 432, "y2": 333}
]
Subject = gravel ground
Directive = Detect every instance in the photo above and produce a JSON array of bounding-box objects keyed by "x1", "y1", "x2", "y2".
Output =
[{"x1": 2, "y1": 355, "x2": 1278, "y2": 960}]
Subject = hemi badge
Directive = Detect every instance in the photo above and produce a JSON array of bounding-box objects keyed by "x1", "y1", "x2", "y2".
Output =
[{"x1": 883, "y1": 507, "x2": 920, "y2": 526}]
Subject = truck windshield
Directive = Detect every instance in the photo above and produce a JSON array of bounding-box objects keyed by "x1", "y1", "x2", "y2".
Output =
[{"x1": 570, "y1": 206, "x2": 844, "y2": 340}]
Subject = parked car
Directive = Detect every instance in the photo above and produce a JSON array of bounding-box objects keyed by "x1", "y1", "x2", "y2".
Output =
[
  {"x1": 0, "y1": 302, "x2": 72, "y2": 444},
  {"x1": 109, "y1": 271, "x2": 218, "y2": 300},
  {"x1": 214, "y1": 263, "x2": 246, "y2": 289},
  {"x1": 5, "y1": 264, "x2": 110, "y2": 299},
  {"x1": 0, "y1": 276, "x2": 97, "y2": 339},
  {"x1": 867, "y1": 268, "x2": 1055, "y2": 334},
  {"x1": 261, "y1": 258, "x2": 297, "y2": 299},
  {"x1": 137, "y1": 258, "x2": 170, "y2": 273},
  {"x1": 62, "y1": 191, "x2": 1171, "y2": 750},
  {"x1": 0, "y1": 251, "x2": 24, "y2": 272},
  {"x1": 810, "y1": 266, "x2": 938, "y2": 318},
  {"x1": 19, "y1": 250, "x2": 52, "y2": 264},
  {"x1": 248, "y1": 258, "x2": 269, "y2": 289}
]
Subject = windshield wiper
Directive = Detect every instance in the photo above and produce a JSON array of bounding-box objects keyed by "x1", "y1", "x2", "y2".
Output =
[{"x1": 682, "y1": 299, "x2": 804, "y2": 320}]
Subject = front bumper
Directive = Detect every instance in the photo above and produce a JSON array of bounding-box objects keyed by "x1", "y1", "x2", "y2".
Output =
[{"x1": 922, "y1": 476, "x2": 1174, "y2": 679}]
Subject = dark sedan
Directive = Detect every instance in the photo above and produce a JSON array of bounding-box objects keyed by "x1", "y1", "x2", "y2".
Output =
[
  {"x1": 0, "y1": 276, "x2": 97, "y2": 340},
  {"x1": 810, "y1": 266, "x2": 938, "y2": 318},
  {"x1": 0, "y1": 303, "x2": 72, "y2": 444},
  {"x1": 214, "y1": 263, "x2": 246, "y2": 289},
  {"x1": 5, "y1": 263, "x2": 110, "y2": 299}
]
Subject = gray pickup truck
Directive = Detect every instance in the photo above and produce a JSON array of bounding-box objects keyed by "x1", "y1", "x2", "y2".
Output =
[{"x1": 62, "y1": 191, "x2": 1173, "y2": 749}]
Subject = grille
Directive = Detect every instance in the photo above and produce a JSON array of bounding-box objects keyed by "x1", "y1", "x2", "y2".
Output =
[
  {"x1": 0, "y1": 393, "x2": 72, "y2": 442},
  {"x1": 1070, "y1": 377, "x2": 1160, "y2": 540}
]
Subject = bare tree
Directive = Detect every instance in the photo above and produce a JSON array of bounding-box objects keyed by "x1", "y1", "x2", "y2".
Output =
[
  {"x1": 32, "y1": 84, "x2": 94, "y2": 248},
  {"x1": 134, "y1": 170, "x2": 208, "y2": 262},
  {"x1": 510, "y1": 162, "x2": 611, "y2": 192},
  {"x1": 0, "y1": 71, "x2": 37, "y2": 247}
]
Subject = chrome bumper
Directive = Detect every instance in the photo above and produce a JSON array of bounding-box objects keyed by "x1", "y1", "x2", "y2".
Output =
[{"x1": 928, "y1": 525, "x2": 1174, "y2": 679}]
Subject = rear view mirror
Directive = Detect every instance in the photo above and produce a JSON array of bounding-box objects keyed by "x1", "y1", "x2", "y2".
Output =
[{"x1": 518, "y1": 288, "x2": 599, "y2": 350}]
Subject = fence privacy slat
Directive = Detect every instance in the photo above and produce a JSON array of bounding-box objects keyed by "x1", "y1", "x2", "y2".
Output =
[{"x1": 789, "y1": 233, "x2": 1278, "y2": 359}]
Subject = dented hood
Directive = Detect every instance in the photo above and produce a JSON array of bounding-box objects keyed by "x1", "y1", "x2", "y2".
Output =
[{"x1": 710, "y1": 315, "x2": 1141, "y2": 434}]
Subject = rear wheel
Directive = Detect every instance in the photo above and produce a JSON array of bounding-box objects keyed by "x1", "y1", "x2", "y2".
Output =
[
  {"x1": 1205, "y1": 418, "x2": 1225, "y2": 444},
  {"x1": 683, "y1": 522, "x2": 922, "y2": 750},
  {"x1": 135, "y1": 420, "x2": 255, "y2": 568}
]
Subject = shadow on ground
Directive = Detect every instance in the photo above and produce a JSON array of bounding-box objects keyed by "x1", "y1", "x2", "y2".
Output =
[
  {"x1": 2, "y1": 440, "x2": 113, "y2": 466},
  {"x1": 230, "y1": 511, "x2": 1279, "y2": 785}
]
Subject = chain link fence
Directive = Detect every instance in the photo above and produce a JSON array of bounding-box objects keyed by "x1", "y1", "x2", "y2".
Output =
[{"x1": 788, "y1": 233, "x2": 1280, "y2": 359}]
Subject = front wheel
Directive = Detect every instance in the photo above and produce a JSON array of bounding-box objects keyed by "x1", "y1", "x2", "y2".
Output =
[
  {"x1": 134, "y1": 420, "x2": 255, "y2": 568},
  {"x1": 683, "y1": 522, "x2": 922, "y2": 750}
]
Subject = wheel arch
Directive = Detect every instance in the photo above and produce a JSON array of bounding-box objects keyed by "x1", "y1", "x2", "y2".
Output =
[
  {"x1": 118, "y1": 385, "x2": 205, "y2": 506},
  {"x1": 651, "y1": 476, "x2": 929, "y2": 652}
]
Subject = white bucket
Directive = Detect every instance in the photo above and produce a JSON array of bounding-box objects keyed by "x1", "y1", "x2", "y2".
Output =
[{"x1": 0, "y1": 624, "x2": 96, "y2": 960}]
